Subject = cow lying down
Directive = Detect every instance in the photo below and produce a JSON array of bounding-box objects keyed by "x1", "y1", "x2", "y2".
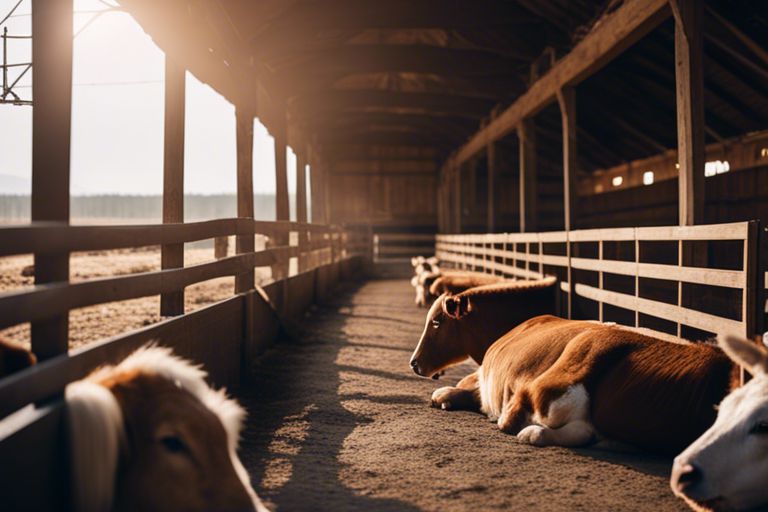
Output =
[
  {"x1": 409, "y1": 279, "x2": 738, "y2": 455},
  {"x1": 66, "y1": 345, "x2": 268, "y2": 512},
  {"x1": 671, "y1": 335, "x2": 768, "y2": 511},
  {"x1": 410, "y1": 269, "x2": 507, "y2": 307}
]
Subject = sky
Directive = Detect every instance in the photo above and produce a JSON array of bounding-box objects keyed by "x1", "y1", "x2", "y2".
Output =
[{"x1": 0, "y1": 0, "x2": 300, "y2": 196}]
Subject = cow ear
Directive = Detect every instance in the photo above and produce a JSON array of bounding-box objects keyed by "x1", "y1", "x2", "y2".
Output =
[
  {"x1": 442, "y1": 295, "x2": 471, "y2": 319},
  {"x1": 718, "y1": 334, "x2": 768, "y2": 376}
]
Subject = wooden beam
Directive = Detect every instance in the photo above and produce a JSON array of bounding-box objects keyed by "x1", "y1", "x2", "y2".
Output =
[
  {"x1": 706, "y1": 6, "x2": 768, "y2": 70},
  {"x1": 444, "y1": 0, "x2": 670, "y2": 170},
  {"x1": 518, "y1": 119, "x2": 538, "y2": 232},
  {"x1": 291, "y1": 91, "x2": 495, "y2": 121},
  {"x1": 558, "y1": 87, "x2": 578, "y2": 231},
  {"x1": 671, "y1": 0, "x2": 705, "y2": 226},
  {"x1": 273, "y1": 45, "x2": 526, "y2": 85},
  {"x1": 453, "y1": 166, "x2": 462, "y2": 234},
  {"x1": 272, "y1": 111, "x2": 289, "y2": 278},
  {"x1": 296, "y1": 148, "x2": 308, "y2": 271},
  {"x1": 31, "y1": 0, "x2": 73, "y2": 360},
  {"x1": 160, "y1": 57, "x2": 186, "y2": 317},
  {"x1": 487, "y1": 139, "x2": 497, "y2": 232},
  {"x1": 310, "y1": 160, "x2": 322, "y2": 224},
  {"x1": 235, "y1": 107, "x2": 255, "y2": 293}
]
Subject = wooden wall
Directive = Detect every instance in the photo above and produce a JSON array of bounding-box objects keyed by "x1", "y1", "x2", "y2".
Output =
[
  {"x1": 327, "y1": 169, "x2": 437, "y2": 230},
  {"x1": 577, "y1": 164, "x2": 768, "y2": 228}
]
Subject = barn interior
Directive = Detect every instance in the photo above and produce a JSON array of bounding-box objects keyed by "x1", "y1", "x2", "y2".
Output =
[{"x1": 1, "y1": 0, "x2": 767, "y2": 510}]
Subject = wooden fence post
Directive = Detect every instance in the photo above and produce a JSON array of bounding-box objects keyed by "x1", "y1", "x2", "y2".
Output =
[
  {"x1": 235, "y1": 106, "x2": 255, "y2": 292},
  {"x1": 296, "y1": 148, "x2": 308, "y2": 272},
  {"x1": 31, "y1": 0, "x2": 73, "y2": 360},
  {"x1": 518, "y1": 118, "x2": 538, "y2": 233},
  {"x1": 671, "y1": 0, "x2": 705, "y2": 226},
  {"x1": 557, "y1": 86, "x2": 577, "y2": 319},
  {"x1": 160, "y1": 57, "x2": 186, "y2": 316}
]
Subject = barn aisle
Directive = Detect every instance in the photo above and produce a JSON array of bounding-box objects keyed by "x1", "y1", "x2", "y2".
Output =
[{"x1": 238, "y1": 278, "x2": 687, "y2": 511}]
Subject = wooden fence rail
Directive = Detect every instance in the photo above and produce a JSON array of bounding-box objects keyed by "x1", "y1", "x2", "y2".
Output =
[{"x1": 437, "y1": 221, "x2": 759, "y2": 340}]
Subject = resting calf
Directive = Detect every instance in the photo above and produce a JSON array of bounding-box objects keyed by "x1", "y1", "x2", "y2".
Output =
[{"x1": 410, "y1": 281, "x2": 737, "y2": 454}]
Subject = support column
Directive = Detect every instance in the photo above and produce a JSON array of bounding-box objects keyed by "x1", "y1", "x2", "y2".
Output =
[
  {"x1": 235, "y1": 107, "x2": 255, "y2": 293},
  {"x1": 295, "y1": 148, "x2": 308, "y2": 271},
  {"x1": 160, "y1": 57, "x2": 186, "y2": 316},
  {"x1": 517, "y1": 119, "x2": 538, "y2": 233},
  {"x1": 671, "y1": 0, "x2": 705, "y2": 226},
  {"x1": 310, "y1": 155, "x2": 326, "y2": 224},
  {"x1": 272, "y1": 113, "x2": 289, "y2": 279},
  {"x1": 453, "y1": 165, "x2": 462, "y2": 234},
  {"x1": 557, "y1": 86, "x2": 577, "y2": 320},
  {"x1": 31, "y1": 0, "x2": 73, "y2": 360},
  {"x1": 557, "y1": 87, "x2": 577, "y2": 231},
  {"x1": 487, "y1": 140, "x2": 497, "y2": 232}
]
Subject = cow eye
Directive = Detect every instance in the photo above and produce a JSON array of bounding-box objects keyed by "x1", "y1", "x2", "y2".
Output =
[
  {"x1": 750, "y1": 421, "x2": 768, "y2": 435},
  {"x1": 160, "y1": 435, "x2": 187, "y2": 453},
  {"x1": 431, "y1": 319, "x2": 440, "y2": 328}
]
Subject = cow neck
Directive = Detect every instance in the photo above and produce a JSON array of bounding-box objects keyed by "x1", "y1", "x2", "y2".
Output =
[{"x1": 458, "y1": 300, "x2": 511, "y2": 365}]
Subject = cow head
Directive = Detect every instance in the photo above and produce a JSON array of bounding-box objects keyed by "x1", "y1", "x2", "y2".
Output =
[
  {"x1": 671, "y1": 335, "x2": 768, "y2": 511},
  {"x1": 66, "y1": 346, "x2": 268, "y2": 512},
  {"x1": 409, "y1": 293, "x2": 472, "y2": 379}
]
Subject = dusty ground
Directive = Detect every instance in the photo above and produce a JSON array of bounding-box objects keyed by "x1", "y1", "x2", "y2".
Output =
[
  {"x1": 0, "y1": 246, "x2": 270, "y2": 349},
  {"x1": 239, "y1": 278, "x2": 688, "y2": 512}
]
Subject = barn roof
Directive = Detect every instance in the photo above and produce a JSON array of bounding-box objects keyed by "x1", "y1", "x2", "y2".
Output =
[{"x1": 117, "y1": 0, "x2": 768, "y2": 176}]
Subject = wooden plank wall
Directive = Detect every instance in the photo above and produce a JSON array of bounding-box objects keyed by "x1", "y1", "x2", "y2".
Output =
[
  {"x1": 577, "y1": 165, "x2": 768, "y2": 228},
  {"x1": 328, "y1": 172, "x2": 438, "y2": 229}
]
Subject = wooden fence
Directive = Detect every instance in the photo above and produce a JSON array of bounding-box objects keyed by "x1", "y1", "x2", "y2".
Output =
[
  {"x1": 0, "y1": 218, "x2": 370, "y2": 511},
  {"x1": 437, "y1": 221, "x2": 761, "y2": 341}
]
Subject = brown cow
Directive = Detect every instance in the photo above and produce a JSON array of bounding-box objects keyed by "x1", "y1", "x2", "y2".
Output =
[
  {"x1": 410, "y1": 283, "x2": 737, "y2": 454},
  {"x1": 0, "y1": 337, "x2": 36, "y2": 378},
  {"x1": 411, "y1": 269, "x2": 507, "y2": 307},
  {"x1": 66, "y1": 345, "x2": 268, "y2": 512}
]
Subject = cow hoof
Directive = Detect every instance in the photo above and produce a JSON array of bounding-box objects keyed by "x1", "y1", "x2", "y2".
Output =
[
  {"x1": 517, "y1": 425, "x2": 547, "y2": 446},
  {"x1": 431, "y1": 387, "x2": 455, "y2": 410}
]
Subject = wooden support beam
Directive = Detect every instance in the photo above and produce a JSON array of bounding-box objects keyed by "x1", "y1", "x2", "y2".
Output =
[
  {"x1": 310, "y1": 155, "x2": 326, "y2": 225},
  {"x1": 671, "y1": 0, "x2": 705, "y2": 226},
  {"x1": 487, "y1": 139, "x2": 497, "y2": 232},
  {"x1": 235, "y1": 107, "x2": 255, "y2": 293},
  {"x1": 295, "y1": 149, "x2": 308, "y2": 271},
  {"x1": 557, "y1": 87, "x2": 578, "y2": 231},
  {"x1": 31, "y1": 0, "x2": 73, "y2": 360},
  {"x1": 272, "y1": 112, "x2": 289, "y2": 279},
  {"x1": 453, "y1": 166, "x2": 462, "y2": 234},
  {"x1": 557, "y1": 86, "x2": 577, "y2": 320},
  {"x1": 443, "y1": 0, "x2": 669, "y2": 170},
  {"x1": 160, "y1": 57, "x2": 186, "y2": 316},
  {"x1": 518, "y1": 119, "x2": 538, "y2": 232}
]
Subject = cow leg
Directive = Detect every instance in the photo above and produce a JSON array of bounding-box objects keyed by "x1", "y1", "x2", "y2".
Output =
[
  {"x1": 431, "y1": 371, "x2": 480, "y2": 411},
  {"x1": 517, "y1": 420, "x2": 595, "y2": 447},
  {"x1": 516, "y1": 381, "x2": 596, "y2": 447},
  {"x1": 497, "y1": 391, "x2": 531, "y2": 434}
]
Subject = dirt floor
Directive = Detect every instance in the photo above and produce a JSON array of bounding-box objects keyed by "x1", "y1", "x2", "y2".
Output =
[
  {"x1": 0, "y1": 246, "x2": 270, "y2": 349},
  {"x1": 239, "y1": 277, "x2": 688, "y2": 512}
]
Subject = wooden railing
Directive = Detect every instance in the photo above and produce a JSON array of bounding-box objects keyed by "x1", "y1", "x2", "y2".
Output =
[
  {"x1": 0, "y1": 219, "x2": 369, "y2": 362},
  {"x1": 437, "y1": 221, "x2": 760, "y2": 340}
]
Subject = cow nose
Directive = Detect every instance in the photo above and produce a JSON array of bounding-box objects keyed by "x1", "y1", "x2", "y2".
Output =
[
  {"x1": 410, "y1": 360, "x2": 421, "y2": 375},
  {"x1": 671, "y1": 460, "x2": 702, "y2": 495}
]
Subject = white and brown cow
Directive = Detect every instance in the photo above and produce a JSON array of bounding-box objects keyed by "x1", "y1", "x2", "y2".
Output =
[
  {"x1": 66, "y1": 346, "x2": 268, "y2": 512},
  {"x1": 410, "y1": 281, "x2": 738, "y2": 454},
  {"x1": 671, "y1": 335, "x2": 768, "y2": 511}
]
